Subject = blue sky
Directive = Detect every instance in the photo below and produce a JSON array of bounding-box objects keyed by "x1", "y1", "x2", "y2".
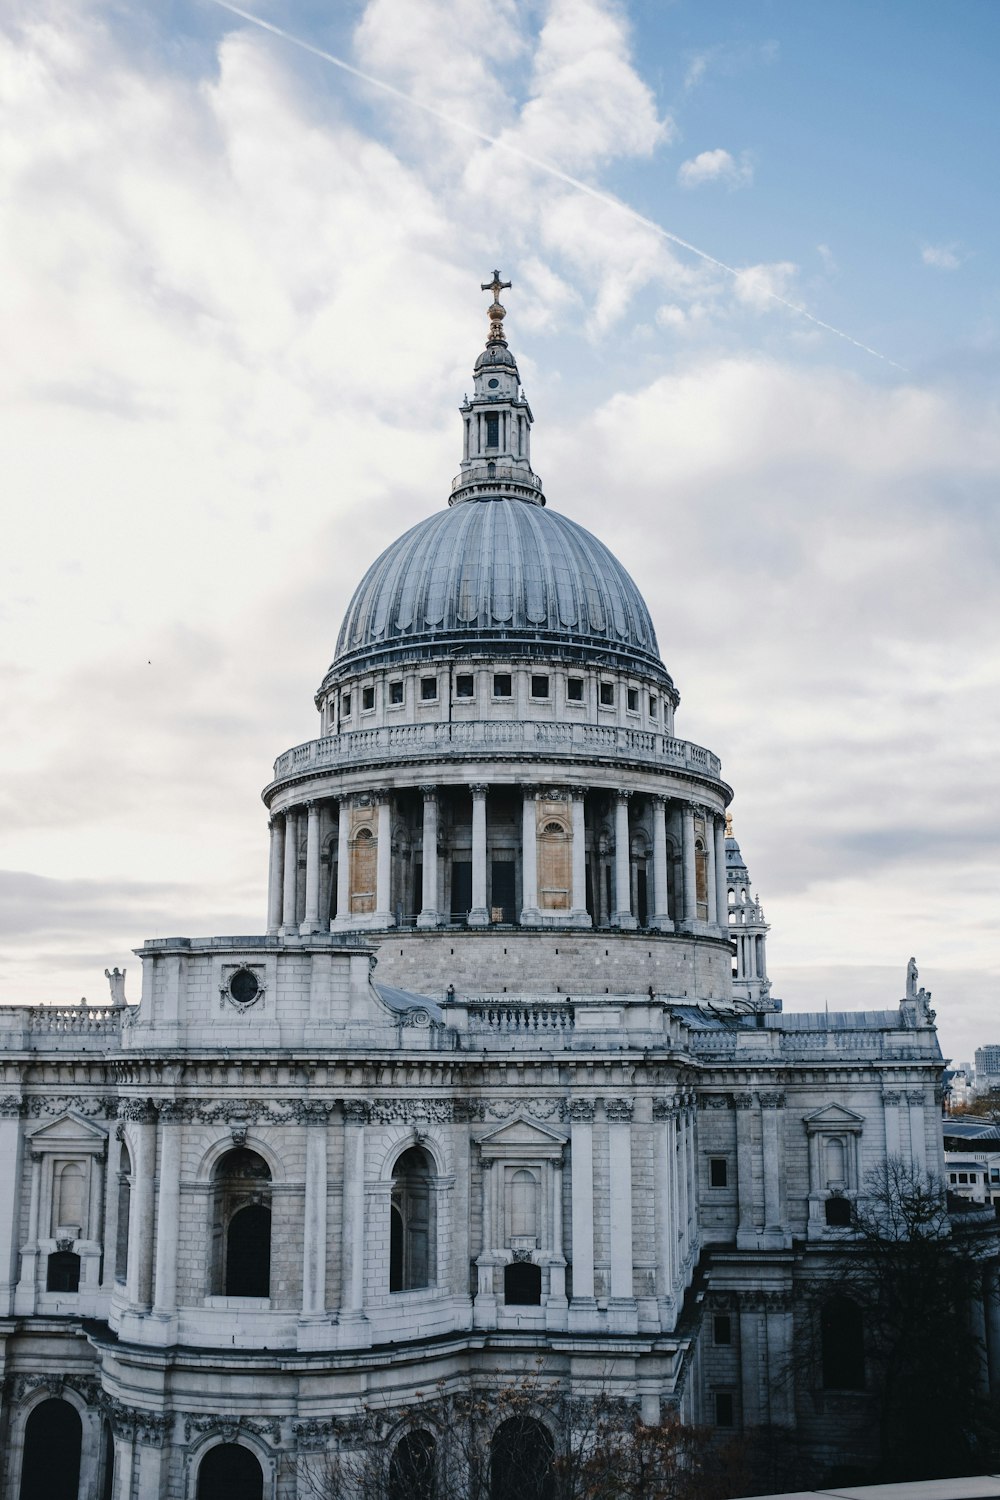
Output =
[{"x1": 0, "y1": 0, "x2": 998, "y2": 1065}]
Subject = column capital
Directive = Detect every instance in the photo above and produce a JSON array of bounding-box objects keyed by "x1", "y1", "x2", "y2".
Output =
[
  {"x1": 649, "y1": 792, "x2": 666, "y2": 809},
  {"x1": 469, "y1": 782, "x2": 489, "y2": 798},
  {"x1": 758, "y1": 1091, "x2": 785, "y2": 1110},
  {"x1": 605, "y1": 1098, "x2": 634, "y2": 1123},
  {"x1": 614, "y1": 789, "x2": 632, "y2": 804},
  {"x1": 342, "y1": 1100, "x2": 371, "y2": 1125},
  {"x1": 568, "y1": 1099, "x2": 595, "y2": 1122},
  {"x1": 570, "y1": 786, "x2": 587, "y2": 802},
  {"x1": 419, "y1": 784, "x2": 438, "y2": 799}
]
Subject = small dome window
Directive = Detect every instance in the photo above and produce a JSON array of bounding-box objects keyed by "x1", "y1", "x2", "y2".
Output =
[{"x1": 488, "y1": 378, "x2": 500, "y2": 388}]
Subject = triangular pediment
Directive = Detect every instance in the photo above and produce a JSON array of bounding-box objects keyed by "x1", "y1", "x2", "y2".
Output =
[
  {"x1": 27, "y1": 1111, "x2": 108, "y2": 1149},
  {"x1": 477, "y1": 1114, "x2": 568, "y2": 1156},
  {"x1": 803, "y1": 1102, "x2": 865, "y2": 1129}
]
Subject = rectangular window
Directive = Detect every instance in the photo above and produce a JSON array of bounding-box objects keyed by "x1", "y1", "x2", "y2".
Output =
[
  {"x1": 493, "y1": 673, "x2": 512, "y2": 698},
  {"x1": 714, "y1": 1393, "x2": 734, "y2": 1428},
  {"x1": 485, "y1": 413, "x2": 500, "y2": 448},
  {"x1": 389, "y1": 680, "x2": 403, "y2": 705},
  {"x1": 531, "y1": 674, "x2": 550, "y2": 699},
  {"x1": 342, "y1": 692, "x2": 352, "y2": 717},
  {"x1": 710, "y1": 1158, "x2": 728, "y2": 1188},
  {"x1": 714, "y1": 1314, "x2": 732, "y2": 1346},
  {"x1": 455, "y1": 673, "x2": 475, "y2": 698},
  {"x1": 421, "y1": 676, "x2": 438, "y2": 701},
  {"x1": 567, "y1": 677, "x2": 584, "y2": 702},
  {"x1": 362, "y1": 685, "x2": 375, "y2": 711},
  {"x1": 649, "y1": 695, "x2": 658, "y2": 718},
  {"x1": 599, "y1": 682, "x2": 614, "y2": 707},
  {"x1": 959, "y1": 1173, "x2": 969, "y2": 1184},
  {"x1": 626, "y1": 687, "x2": 638, "y2": 712}
]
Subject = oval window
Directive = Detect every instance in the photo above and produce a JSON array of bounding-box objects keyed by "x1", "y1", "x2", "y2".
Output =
[
  {"x1": 487, "y1": 377, "x2": 500, "y2": 388},
  {"x1": 229, "y1": 968, "x2": 260, "y2": 1006}
]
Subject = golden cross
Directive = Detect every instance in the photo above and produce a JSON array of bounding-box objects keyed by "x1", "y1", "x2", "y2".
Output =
[{"x1": 481, "y1": 269, "x2": 511, "y2": 301}]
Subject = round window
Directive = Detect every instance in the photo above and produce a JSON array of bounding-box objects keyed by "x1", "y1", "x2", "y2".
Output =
[
  {"x1": 487, "y1": 377, "x2": 500, "y2": 388},
  {"x1": 229, "y1": 968, "x2": 260, "y2": 1006}
]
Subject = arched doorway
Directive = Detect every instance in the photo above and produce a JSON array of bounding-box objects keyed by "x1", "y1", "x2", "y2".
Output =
[
  {"x1": 490, "y1": 1415, "x2": 554, "y2": 1500},
  {"x1": 389, "y1": 1146, "x2": 434, "y2": 1292},
  {"x1": 388, "y1": 1429, "x2": 436, "y2": 1500},
  {"x1": 19, "y1": 1398, "x2": 82, "y2": 1500},
  {"x1": 211, "y1": 1149, "x2": 272, "y2": 1297},
  {"x1": 196, "y1": 1442, "x2": 264, "y2": 1500}
]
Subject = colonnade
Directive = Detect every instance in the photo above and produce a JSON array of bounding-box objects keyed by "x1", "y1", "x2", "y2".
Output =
[{"x1": 265, "y1": 784, "x2": 729, "y2": 937}]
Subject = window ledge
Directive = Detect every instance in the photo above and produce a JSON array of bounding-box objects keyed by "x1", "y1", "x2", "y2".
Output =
[{"x1": 203, "y1": 1295, "x2": 271, "y2": 1310}]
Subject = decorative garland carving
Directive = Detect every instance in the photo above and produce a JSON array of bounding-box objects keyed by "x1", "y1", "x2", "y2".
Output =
[
  {"x1": 183, "y1": 1413, "x2": 280, "y2": 1446},
  {"x1": 698, "y1": 1094, "x2": 732, "y2": 1111}
]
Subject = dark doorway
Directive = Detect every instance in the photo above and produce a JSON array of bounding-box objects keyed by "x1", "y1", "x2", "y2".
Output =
[
  {"x1": 46, "y1": 1250, "x2": 81, "y2": 1292},
  {"x1": 226, "y1": 1204, "x2": 271, "y2": 1297},
  {"x1": 388, "y1": 1429, "x2": 436, "y2": 1500},
  {"x1": 504, "y1": 1261, "x2": 542, "y2": 1305},
  {"x1": 19, "y1": 1399, "x2": 82, "y2": 1500},
  {"x1": 490, "y1": 1416, "x2": 554, "y2": 1500},
  {"x1": 451, "y1": 860, "x2": 472, "y2": 922},
  {"x1": 196, "y1": 1443, "x2": 264, "y2": 1500},
  {"x1": 491, "y1": 860, "x2": 516, "y2": 923}
]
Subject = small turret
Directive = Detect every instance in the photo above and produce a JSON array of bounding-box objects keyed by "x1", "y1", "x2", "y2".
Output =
[
  {"x1": 725, "y1": 814, "x2": 777, "y2": 1011},
  {"x1": 450, "y1": 270, "x2": 545, "y2": 507}
]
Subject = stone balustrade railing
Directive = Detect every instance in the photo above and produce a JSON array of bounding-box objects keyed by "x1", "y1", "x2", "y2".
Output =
[
  {"x1": 271, "y1": 721, "x2": 723, "y2": 784},
  {"x1": 451, "y1": 464, "x2": 543, "y2": 494},
  {"x1": 467, "y1": 1003, "x2": 576, "y2": 1033},
  {"x1": 685, "y1": 1027, "x2": 938, "y2": 1061},
  {"x1": 26, "y1": 1005, "x2": 122, "y2": 1034}
]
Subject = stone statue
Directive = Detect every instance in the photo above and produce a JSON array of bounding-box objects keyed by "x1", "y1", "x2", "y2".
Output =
[
  {"x1": 105, "y1": 966, "x2": 127, "y2": 1006},
  {"x1": 906, "y1": 956, "x2": 918, "y2": 999}
]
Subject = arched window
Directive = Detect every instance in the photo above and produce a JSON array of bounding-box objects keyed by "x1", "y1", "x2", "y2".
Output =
[
  {"x1": 504, "y1": 1261, "x2": 542, "y2": 1306},
  {"x1": 825, "y1": 1137, "x2": 846, "y2": 1188},
  {"x1": 351, "y1": 825, "x2": 377, "y2": 915},
  {"x1": 46, "y1": 1250, "x2": 80, "y2": 1292},
  {"x1": 538, "y1": 821, "x2": 570, "y2": 913},
  {"x1": 196, "y1": 1443, "x2": 264, "y2": 1500},
  {"x1": 388, "y1": 1429, "x2": 436, "y2": 1500},
  {"x1": 821, "y1": 1295, "x2": 865, "y2": 1389},
  {"x1": 19, "y1": 1398, "x2": 82, "y2": 1500},
  {"x1": 490, "y1": 1416, "x2": 554, "y2": 1500},
  {"x1": 56, "y1": 1163, "x2": 85, "y2": 1230},
  {"x1": 115, "y1": 1143, "x2": 132, "y2": 1284},
  {"x1": 694, "y1": 839, "x2": 708, "y2": 913},
  {"x1": 211, "y1": 1149, "x2": 272, "y2": 1298},
  {"x1": 508, "y1": 1169, "x2": 539, "y2": 1241},
  {"x1": 390, "y1": 1147, "x2": 434, "y2": 1292}
]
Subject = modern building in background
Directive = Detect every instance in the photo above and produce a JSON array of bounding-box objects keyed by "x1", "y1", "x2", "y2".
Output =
[{"x1": 0, "y1": 287, "x2": 988, "y2": 1500}]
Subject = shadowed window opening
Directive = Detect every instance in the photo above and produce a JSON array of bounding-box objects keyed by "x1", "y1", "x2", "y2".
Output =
[
  {"x1": 116, "y1": 1142, "x2": 132, "y2": 1283},
  {"x1": 821, "y1": 1295, "x2": 865, "y2": 1389},
  {"x1": 490, "y1": 1415, "x2": 554, "y2": 1500},
  {"x1": 196, "y1": 1443, "x2": 264, "y2": 1500},
  {"x1": 389, "y1": 1429, "x2": 436, "y2": 1500},
  {"x1": 46, "y1": 1250, "x2": 80, "y2": 1293},
  {"x1": 211, "y1": 1149, "x2": 272, "y2": 1298},
  {"x1": 504, "y1": 1261, "x2": 542, "y2": 1305},
  {"x1": 19, "y1": 1398, "x2": 82, "y2": 1500},
  {"x1": 390, "y1": 1146, "x2": 434, "y2": 1292},
  {"x1": 825, "y1": 1195, "x2": 852, "y2": 1227}
]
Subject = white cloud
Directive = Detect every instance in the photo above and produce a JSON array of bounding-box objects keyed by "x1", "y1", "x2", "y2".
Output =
[
  {"x1": 921, "y1": 241, "x2": 963, "y2": 270},
  {"x1": 682, "y1": 40, "x2": 778, "y2": 93},
  {"x1": 677, "y1": 147, "x2": 753, "y2": 189},
  {"x1": 732, "y1": 259, "x2": 798, "y2": 311}
]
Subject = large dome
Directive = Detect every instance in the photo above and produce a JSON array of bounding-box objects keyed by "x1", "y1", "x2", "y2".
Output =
[{"x1": 330, "y1": 496, "x2": 669, "y2": 681}]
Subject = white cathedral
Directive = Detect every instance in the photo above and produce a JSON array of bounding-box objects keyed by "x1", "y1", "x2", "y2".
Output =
[{"x1": 0, "y1": 280, "x2": 981, "y2": 1500}]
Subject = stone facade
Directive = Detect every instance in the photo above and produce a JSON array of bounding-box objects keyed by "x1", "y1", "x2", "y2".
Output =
[{"x1": 2, "y1": 290, "x2": 995, "y2": 1499}]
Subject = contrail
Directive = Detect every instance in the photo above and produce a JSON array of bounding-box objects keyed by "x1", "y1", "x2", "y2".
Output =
[{"x1": 205, "y1": 0, "x2": 904, "y2": 371}]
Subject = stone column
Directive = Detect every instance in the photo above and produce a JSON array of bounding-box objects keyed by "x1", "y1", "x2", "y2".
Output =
[
  {"x1": 569, "y1": 792, "x2": 590, "y2": 925},
  {"x1": 301, "y1": 1112, "x2": 329, "y2": 1323},
  {"x1": 760, "y1": 1093, "x2": 786, "y2": 1238},
  {"x1": 100, "y1": 1132, "x2": 122, "y2": 1295},
  {"x1": 13, "y1": 1149, "x2": 41, "y2": 1314},
  {"x1": 417, "y1": 786, "x2": 440, "y2": 928},
  {"x1": 301, "y1": 801, "x2": 322, "y2": 935},
  {"x1": 735, "y1": 1093, "x2": 756, "y2": 1245},
  {"x1": 650, "y1": 796, "x2": 671, "y2": 930},
  {"x1": 907, "y1": 1090, "x2": 928, "y2": 1173},
  {"x1": 612, "y1": 791, "x2": 637, "y2": 929},
  {"x1": 152, "y1": 1115, "x2": 181, "y2": 1321},
  {"x1": 883, "y1": 1090, "x2": 902, "y2": 1157},
  {"x1": 607, "y1": 1100, "x2": 635, "y2": 1316},
  {"x1": 334, "y1": 797, "x2": 351, "y2": 928},
  {"x1": 127, "y1": 1110, "x2": 157, "y2": 1310},
  {"x1": 474, "y1": 1158, "x2": 497, "y2": 1321},
  {"x1": 281, "y1": 808, "x2": 299, "y2": 933},
  {"x1": 266, "y1": 817, "x2": 284, "y2": 936},
  {"x1": 339, "y1": 1103, "x2": 369, "y2": 1338},
  {"x1": 468, "y1": 784, "x2": 489, "y2": 927},
  {"x1": 548, "y1": 1159, "x2": 567, "y2": 1307},
  {"x1": 714, "y1": 816, "x2": 728, "y2": 931},
  {"x1": 653, "y1": 1100, "x2": 675, "y2": 1323},
  {"x1": 374, "y1": 796, "x2": 394, "y2": 926},
  {"x1": 520, "y1": 788, "x2": 540, "y2": 925},
  {"x1": 681, "y1": 804, "x2": 697, "y2": 924},
  {"x1": 705, "y1": 812, "x2": 718, "y2": 924},
  {"x1": 569, "y1": 1102, "x2": 596, "y2": 1326}
]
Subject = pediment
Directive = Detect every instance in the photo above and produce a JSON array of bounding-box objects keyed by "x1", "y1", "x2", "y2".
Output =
[
  {"x1": 27, "y1": 1111, "x2": 108, "y2": 1152},
  {"x1": 803, "y1": 1102, "x2": 865, "y2": 1132},
  {"x1": 476, "y1": 1115, "x2": 568, "y2": 1159}
]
